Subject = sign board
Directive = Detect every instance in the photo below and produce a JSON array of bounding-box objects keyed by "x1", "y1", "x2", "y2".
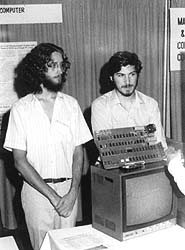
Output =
[
  {"x1": 170, "y1": 8, "x2": 185, "y2": 71},
  {"x1": 0, "y1": 4, "x2": 63, "y2": 24}
]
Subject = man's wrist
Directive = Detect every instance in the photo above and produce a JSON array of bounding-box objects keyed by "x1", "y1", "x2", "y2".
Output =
[
  {"x1": 48, "y1": 189, "x2": 60, "y2": 206},
  {"x1": 69, "y1": 185, "x2": 79, "y2": 197}
]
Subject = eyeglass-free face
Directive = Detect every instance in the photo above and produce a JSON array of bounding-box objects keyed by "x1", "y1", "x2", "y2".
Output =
[{"x1": 112, "y1": 65, "x2": 138, "y2": 97}]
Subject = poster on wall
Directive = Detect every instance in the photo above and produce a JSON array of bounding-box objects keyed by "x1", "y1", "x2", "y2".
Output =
[
  {"x1": 0, "y1": 41, "x2": 37, "y2": 147},
  {"x1": 170, "y1": 8, "x2": 185, "y2": 71}
]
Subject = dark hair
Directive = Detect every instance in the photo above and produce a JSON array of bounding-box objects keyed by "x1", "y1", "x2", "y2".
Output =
[
  {"x1": 14, "y1": 43, "x2": 71, "y2": 98},
  {"x1": 108, "y1": 51, "x2": 142, "y2": 77}
]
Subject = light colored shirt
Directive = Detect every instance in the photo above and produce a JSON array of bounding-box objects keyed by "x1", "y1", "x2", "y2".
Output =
[
  {"x1": 91, "y1": 89, "x2": 167, "y2": 149},
  {"x1": 4, "y1": 92, "x2": 92, "y2": 179}
]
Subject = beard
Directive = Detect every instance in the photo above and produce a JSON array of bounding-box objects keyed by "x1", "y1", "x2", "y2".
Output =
[
  {"x1": 115, "y1": 80, "x2": 138, "y2": 97},
  {"x1": 118, "y1": 86, "x2": 136, "y2": 97},
  {"x1": 42, "y1": 75, "x2": 64, "y2": 92}
]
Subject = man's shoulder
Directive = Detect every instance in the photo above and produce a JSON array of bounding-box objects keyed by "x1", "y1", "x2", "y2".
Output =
[
  {"x1": 13, "y1": 94, "x2": 34, "y2": 109},
  {"x1": 58, "y1": 93, "x2": 80, "y2": 113},
  {"x1": 137, "y1": 91, "x2": 158, "y2": 105},
  {"x1": 58, "y1": 92, "x2": 78, "y2": 104},
  {"x1": 92, "y1": 90, "x2": 114, "y2": 106}
]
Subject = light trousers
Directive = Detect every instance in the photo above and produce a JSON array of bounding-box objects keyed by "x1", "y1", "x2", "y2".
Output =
[{"x1": 21, "y1": 180, "x2": 78, "y2": 250}]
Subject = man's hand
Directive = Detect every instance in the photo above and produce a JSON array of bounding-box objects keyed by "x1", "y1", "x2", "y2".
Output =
[
  {"x1": 51, "y1": 144, "x2": 83, "y2": 217},
  {"x1": 54, "y1": 189, "x2": 77, "y2": 217}
]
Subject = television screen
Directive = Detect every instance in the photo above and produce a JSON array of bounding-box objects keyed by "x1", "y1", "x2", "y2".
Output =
[{"x1": 125, "y1": 171, "x2": 173, "y2": 227}]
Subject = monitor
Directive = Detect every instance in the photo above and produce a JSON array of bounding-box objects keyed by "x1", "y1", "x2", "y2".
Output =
[{"x1": 91, "y1": 162, "x2": 177, "y2": 241}]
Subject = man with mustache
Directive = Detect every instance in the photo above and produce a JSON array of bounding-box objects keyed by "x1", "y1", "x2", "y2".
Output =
[
  {"x1": 4, "y1": 43, "x2": 92, "y2": 250},
  {"x1": 91, "y1": 51, "x2": 167, "y2": 149}
]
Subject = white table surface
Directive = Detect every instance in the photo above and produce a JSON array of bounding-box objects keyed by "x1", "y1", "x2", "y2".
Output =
[
  {"x1": 0, "y1": 236, "x2": 19, "y2": 250},
  {"x1": 40, "y1": 224, "x2": 185, "y2": 250}
]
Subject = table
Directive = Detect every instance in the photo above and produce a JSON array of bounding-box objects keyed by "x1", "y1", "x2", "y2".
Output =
[
  {"x1": 40, "y1": 224, "x2": 185, "y2": 250},
  {"x1": 0, "y1": 236, "x2": 19, "y2": 250}
]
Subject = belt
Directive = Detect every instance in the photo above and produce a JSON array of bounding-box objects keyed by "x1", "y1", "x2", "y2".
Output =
[{"x1": 43, "y1": 178, "x2": 71, "y2": 184}]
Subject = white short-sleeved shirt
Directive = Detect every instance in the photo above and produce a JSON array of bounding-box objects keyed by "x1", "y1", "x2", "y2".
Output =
[
  {"x1": 4, "y1": 92, "x2": 92, "y2": 178},
  {"x1": 91, "y1": 89, "x2": 167, "y2": 149}
]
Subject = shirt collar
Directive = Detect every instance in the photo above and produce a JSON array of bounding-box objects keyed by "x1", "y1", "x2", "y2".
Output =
[
  {"x1": 109, "y1": 89, "x2": 120, "y2": 105},
  {"x1": 56, "y1": 91, "x2": 64, "y2": 99},
  {"x1": 134, "y1": 90, "x2": 145, "y2": 105},
  {"x1": 110, "y1": 89, "x2": 145, "y2": 107},
  {"x1": 33, "y1": 91, "x2": 64, "y2": 101}
]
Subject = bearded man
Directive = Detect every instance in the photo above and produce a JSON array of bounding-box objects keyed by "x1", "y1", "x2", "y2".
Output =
[
  {"x1": 91, "y1": 51, "x2": 167, "y2": 149},
  {"x1": 4, "y1": 43, "x2": 92, "y2": 250}
]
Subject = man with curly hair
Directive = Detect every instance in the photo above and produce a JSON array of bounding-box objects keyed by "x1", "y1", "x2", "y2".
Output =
[
  {"x1": 91, "y1": 51, "x2": 167, "y2": 149},
  {"x1": 4, "y1": 43, "x2": 92, "y2": 250}
]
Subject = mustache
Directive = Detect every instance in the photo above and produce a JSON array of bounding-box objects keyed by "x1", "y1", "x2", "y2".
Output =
[{"x1": 121, "y1": 84, "x2": 134, "y2": 88}]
